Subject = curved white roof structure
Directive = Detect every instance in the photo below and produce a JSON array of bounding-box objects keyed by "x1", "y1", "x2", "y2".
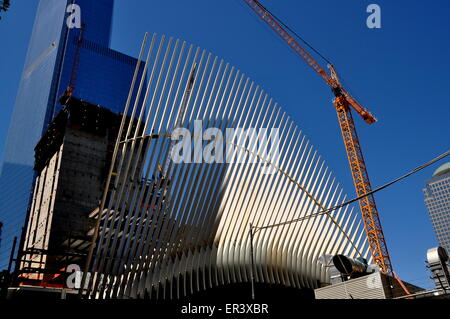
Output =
[{"x1": 84, "y1": 34, "x2": 370, "y2": 299}]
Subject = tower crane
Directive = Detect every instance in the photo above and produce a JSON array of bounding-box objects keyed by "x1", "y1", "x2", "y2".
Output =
[{"x1": 244, "y1": 0, "x2": 393, "y2": 275}]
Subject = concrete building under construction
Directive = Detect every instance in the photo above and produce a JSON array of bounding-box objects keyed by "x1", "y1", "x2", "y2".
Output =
[{"x1": 17, "y1": 97, "x2": 127, "y2": 288}]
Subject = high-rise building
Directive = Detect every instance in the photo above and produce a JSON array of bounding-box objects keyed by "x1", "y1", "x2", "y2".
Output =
[
  {"x1": 0, "y1": 0, "x2": 144, "y2": 270},
  {"x1": 424, "y1": 162, "x2": 450, "y2": 253},
  {"x1": 0, "y1": 222, "x2": 2, "y2": 256}
]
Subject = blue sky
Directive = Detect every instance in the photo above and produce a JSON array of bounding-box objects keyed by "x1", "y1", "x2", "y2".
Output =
[{"x1": 1, "y1": 0, "x2": 449, "y2": 289}]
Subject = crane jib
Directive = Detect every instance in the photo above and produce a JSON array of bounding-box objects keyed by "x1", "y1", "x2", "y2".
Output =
[
  {"x1": 247, "y1": 0, "x2": 328, "y2": 78},
  {"x1": 246, "y1": 0, "x2": 376, "y2": 124}
]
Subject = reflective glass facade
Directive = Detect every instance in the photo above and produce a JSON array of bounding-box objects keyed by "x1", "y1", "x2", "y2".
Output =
[
  {"x1": 0, "y1": 0, "x2": 144, "y2": 269},
  {"x1": 424, "y1": 163, "x2": 450, "y2": 253}
]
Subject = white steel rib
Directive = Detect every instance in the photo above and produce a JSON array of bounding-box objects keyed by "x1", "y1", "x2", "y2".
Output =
[{"x1": 84, "y1": 34, "x2": 370, "y2": 299}]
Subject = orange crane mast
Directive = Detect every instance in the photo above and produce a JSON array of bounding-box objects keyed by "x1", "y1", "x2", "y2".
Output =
[{"x1": 244, "y1": 0, "x2": 393, "y2": 275}]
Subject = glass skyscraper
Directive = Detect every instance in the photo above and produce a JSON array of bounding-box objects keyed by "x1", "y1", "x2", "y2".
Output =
[
  {"x1": 0, "y1": 0, "x2": 144, "y2": 270},
  {"x1": 424, "y1": 162, "x2": 450, "y2": 253}
]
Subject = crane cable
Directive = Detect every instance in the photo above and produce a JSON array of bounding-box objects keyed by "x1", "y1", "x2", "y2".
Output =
[
  {"x1": 325, "y1": 149, "x2": 450, "y2": 213},
  {"x1": 255, "y1": 149, "x2": 450, "y2": 231},
  {"x1": 255, "y1": 0, "x2": 333, "y2": 66}
]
